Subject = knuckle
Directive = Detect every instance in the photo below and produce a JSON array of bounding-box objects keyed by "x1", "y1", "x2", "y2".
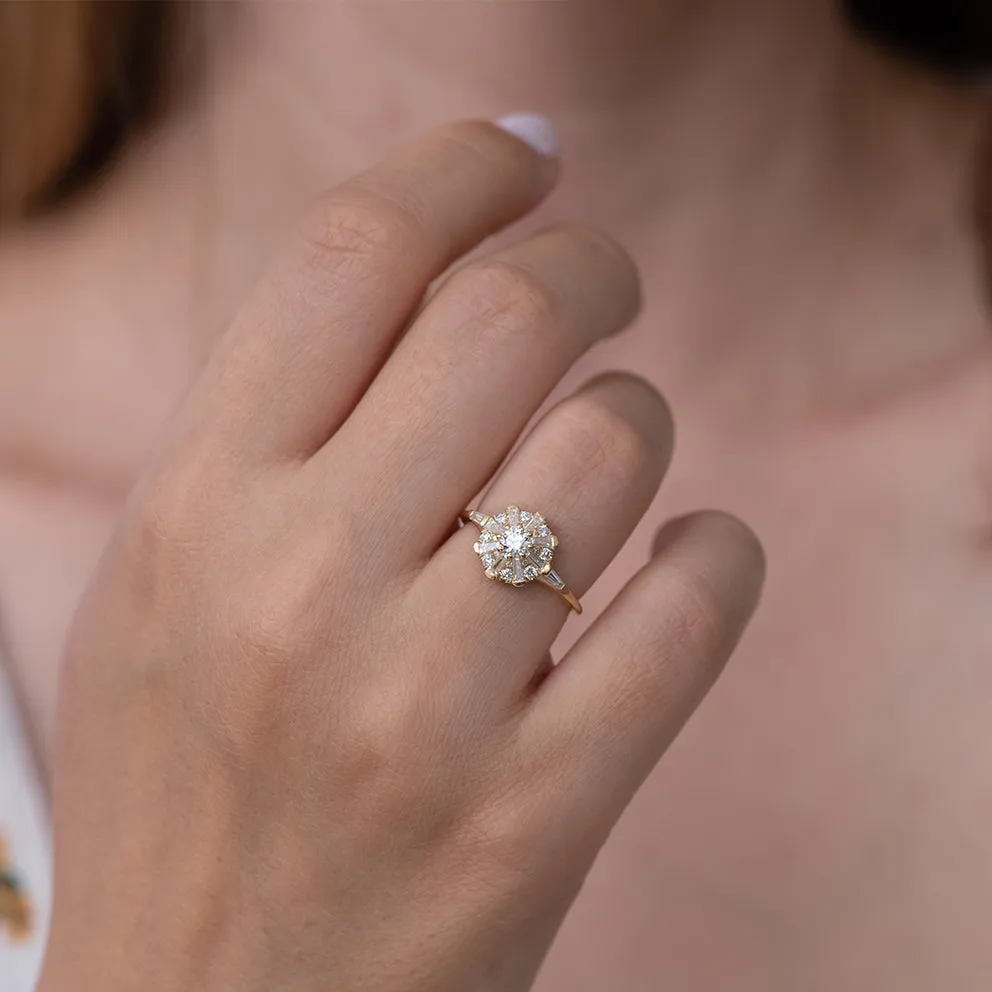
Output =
[
  {"x1": 129, "y1": 494, "x2": 190, "y2": 561},
  {"x1": 233, "y1": 588, "x2": 312, "y2": 666},
  {"x1": 450, "y1": 259, "x2": 564, "y2": 343},
  {"x1": 299, "y1": 190, "x2": 425, "y2": 277},
  {"x1": 126, "y1": 449, "x2": 217, "y2": 562}
]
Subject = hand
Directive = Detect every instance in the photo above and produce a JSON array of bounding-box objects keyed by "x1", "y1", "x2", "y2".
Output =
[{"x1": 39, "y1": 119, "x2": 764, "y2": 992}]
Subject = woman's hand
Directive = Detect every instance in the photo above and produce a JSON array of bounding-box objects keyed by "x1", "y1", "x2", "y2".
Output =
[{"x1": 39, "y1": 119, "x2": 764, "y2": 992}]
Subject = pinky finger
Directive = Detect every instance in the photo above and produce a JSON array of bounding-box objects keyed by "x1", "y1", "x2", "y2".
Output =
[{"x1": 521, "y1": 511, "x2": 765, "y2": 835}]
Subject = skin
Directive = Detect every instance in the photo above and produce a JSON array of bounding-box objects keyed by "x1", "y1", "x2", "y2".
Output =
[
  {"x1": 37, "y1": 122, "x2": 763, "y2": 990},
  {"x1": 1, "y1": 0, "x2": 991, "y2": 987}
]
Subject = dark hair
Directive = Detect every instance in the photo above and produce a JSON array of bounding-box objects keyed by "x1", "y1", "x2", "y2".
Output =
[
  {"x1": 843, "y1": 0, "x2": 992, "y2": 78},
  {"x1": 0, "y1": 1, "x2": 186, "y2": 222}
]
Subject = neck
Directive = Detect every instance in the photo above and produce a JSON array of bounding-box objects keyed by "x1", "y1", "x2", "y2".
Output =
[
  {"x1": 3, "y1": 0, "x2": 989, "y2": 488},
  {"x1": 171, "y1": 0, "x2": 992, "y2": 387}
]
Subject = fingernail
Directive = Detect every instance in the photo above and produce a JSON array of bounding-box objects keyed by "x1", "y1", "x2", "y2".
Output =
[{"x1": 494, "y1": 113, "x2": 560, "y2": 158}]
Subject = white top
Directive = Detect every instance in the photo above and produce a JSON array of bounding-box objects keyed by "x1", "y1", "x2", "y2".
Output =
[{"x1": 0, "y1": 653, "x2": 50, "y2": 991}]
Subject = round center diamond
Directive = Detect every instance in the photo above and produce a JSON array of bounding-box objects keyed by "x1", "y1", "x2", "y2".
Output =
[{"x1": 503, "y1": 526, "x2": 530, "y2": 555}]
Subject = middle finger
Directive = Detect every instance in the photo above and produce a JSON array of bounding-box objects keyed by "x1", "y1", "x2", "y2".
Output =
[
  {"x1": 416, "y1": 371, "x2": 673, "y2": 692},
  {"x1": 325, "y1": 224, "x2": 641, "y2": 558}
]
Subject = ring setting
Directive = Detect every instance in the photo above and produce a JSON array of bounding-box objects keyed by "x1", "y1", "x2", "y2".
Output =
[{"x1": 463, "y1": 505, "x2": 582, "y2": 613}]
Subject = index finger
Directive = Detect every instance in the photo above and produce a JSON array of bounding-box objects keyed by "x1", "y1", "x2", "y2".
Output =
[{"x1": 175, "y1": 117, "x2": 559, "y2": 465}]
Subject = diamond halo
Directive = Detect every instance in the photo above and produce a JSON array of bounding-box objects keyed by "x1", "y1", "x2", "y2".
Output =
[{"x1": 472, "y1": 504, "x2": 559, "y2": 586}]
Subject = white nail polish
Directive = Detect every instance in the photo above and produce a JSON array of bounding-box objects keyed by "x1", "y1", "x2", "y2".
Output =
[{"x1": 494, "y1": 113, "x2": 560, "y2": 158}]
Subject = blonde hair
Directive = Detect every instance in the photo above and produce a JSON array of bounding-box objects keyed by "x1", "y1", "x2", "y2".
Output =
[{"x1": 0, "y1": 1, "x2": 183, "y2": 222}]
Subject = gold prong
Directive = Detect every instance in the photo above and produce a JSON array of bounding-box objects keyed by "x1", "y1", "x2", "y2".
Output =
[
  {"x1": 541, "y1": 563, "x2": 552, "y2": 575},
  {"x1": 473, "y1": 542, "x2": 482, "y2": 554},
  {"x1": 507, "y1": 503, "x2": 519, "y2": 511},
  {"x1": 551, "y1": 535, "x2": 559, "y2": 548}
]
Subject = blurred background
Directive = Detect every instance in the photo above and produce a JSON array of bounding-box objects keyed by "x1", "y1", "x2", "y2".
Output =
[{"x1": 0, "y1": 0, "x2": 991, "y2": 223}]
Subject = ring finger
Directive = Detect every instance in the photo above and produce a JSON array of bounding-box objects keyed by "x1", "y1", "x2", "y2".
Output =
[{"x1": 415, "y1": 371, "x2": 674, "y2": 692}]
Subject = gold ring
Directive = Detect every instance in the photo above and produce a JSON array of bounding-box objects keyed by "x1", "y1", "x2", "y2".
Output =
[{"x1": 461, "y1": 504, "x2": 582, "y2": 614}]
